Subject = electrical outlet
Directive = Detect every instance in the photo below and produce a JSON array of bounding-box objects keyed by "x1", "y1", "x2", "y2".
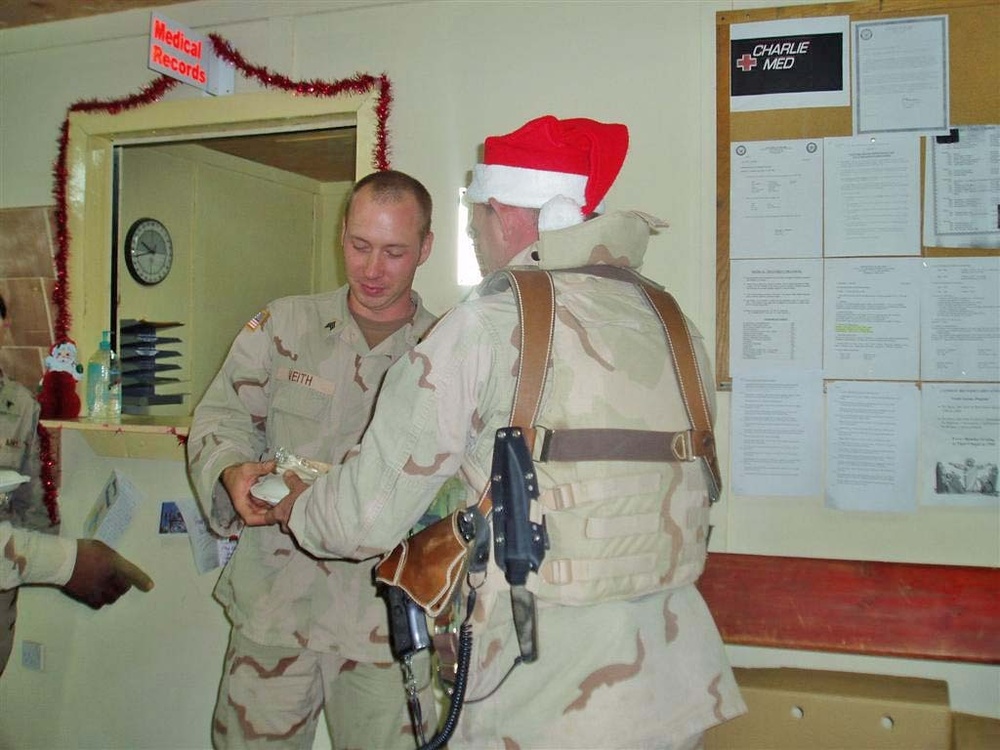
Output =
[{"x1": 21, "y1": 640, "x2": 44, "y2": 671}]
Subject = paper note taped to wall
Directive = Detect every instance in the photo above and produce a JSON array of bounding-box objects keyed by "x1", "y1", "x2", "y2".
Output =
[{"x1": 83, "y1": 469, "x2": 141, "y2": 547}]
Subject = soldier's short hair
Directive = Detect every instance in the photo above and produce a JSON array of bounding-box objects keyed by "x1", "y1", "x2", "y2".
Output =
[{"x1": 346, "y1": 170, "x2": 433, "y2": 241}]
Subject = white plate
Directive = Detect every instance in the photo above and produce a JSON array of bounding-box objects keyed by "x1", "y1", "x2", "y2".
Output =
[
  {"x1": 250, "y1": 474, "x2": 290, "y2": 505},
  {"x1": 0, "y1": 470, "x2": 30, "y2": 494}
]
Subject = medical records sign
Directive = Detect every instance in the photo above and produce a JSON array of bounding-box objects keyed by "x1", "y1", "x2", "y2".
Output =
[
  {"x1": 730, "y1": 16, "x2": 849, "y2": 112},
  {"x1": 148, "y1": 14, "x2": 234, "y2": 96}
]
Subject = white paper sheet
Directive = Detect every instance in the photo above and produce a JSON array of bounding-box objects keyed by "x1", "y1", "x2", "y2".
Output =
[
  {"x1": 730, "y1": 139, "x2": 823, "y2": 259},
  {"x1": 852, "y1": 16, "x2": 949, "y2": 136},
  {"x1": 83, "y1": 470, "x2": 141, "y2": 547},
  {"x1": 824, "y1": 135, "x2": 921, "y2": 257},
  {"x1": 920, "y1": 257, "x2": 1000, "y2": 382},
  {"x1": 920, "y1": 383, "x2": 999, "y2": 507},
  {"x1": 923, "y1": 125, "x2": 1000, "y2": 249},
  {"x1": 823, "y1": 258, "x2": 921, "y2": 380},
  {"x1": 730, "y1": 258, "x2": 823, "y2": 371},
  {"x1": 826, "y1": 381, "x2": 919, "y2": 512},
  {"x1": 173, "y1": 497, "x2": 237, "y2": 574},
  {"x1": 731, "y1": 370, "x2": 824, "y2": 497}
]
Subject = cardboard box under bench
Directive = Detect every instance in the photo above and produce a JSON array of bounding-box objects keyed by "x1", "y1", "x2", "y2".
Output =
[
  {"x1": 705, "y1": 667, "x2": 952, "y2": 749},
  {"x1": 952, "y1": 712, "x2": 1000, "y2": 750}
]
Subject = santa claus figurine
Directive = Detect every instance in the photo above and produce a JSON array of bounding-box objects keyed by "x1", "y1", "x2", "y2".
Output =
[{"x1": 38, "y1": 340, "x2": 83, "y2": 419}]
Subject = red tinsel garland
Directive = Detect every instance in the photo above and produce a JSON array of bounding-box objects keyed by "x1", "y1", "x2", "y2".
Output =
[
  {"x1": 40, "y1": 34, "x2": 393, "y2": 524},
  {"x1": 36, "y1": 424, "x2": 59, "y2": 525}
]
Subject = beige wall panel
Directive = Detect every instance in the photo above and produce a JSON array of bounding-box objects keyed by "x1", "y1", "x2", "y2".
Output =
[{"x1": 190, "y1": 154, "x2": 316, "y2": 404}]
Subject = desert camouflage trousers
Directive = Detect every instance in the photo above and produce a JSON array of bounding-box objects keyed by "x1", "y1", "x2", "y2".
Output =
[
  {"x1": 212, "y1": 630, "x2": 436, "y2": 750},
  {"x1": 0, "y1": 588, "x2": 16, "y2": 675},
  {"x1": 448, "y1": 585, "x2": 742, "y2": 749}
]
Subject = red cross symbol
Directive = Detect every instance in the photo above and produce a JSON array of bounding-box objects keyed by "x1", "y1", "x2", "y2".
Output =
[{"x1": 736, "y1": 53, "x2": 757, "y2": 72}]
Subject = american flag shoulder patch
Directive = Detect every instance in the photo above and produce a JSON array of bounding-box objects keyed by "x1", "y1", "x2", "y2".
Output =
[{"x1": 244, "y1": 308, "x2": 270, "y2": 332}]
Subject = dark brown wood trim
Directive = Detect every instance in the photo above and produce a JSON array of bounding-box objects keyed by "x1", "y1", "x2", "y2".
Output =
[{"x1": 697, "y1": 552, "x2": 1000, "y2": 664}]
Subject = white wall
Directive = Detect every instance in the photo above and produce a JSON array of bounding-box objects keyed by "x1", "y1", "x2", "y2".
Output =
[{"x1": 1, "y1": 2, "x2": 996, "y2": 748}]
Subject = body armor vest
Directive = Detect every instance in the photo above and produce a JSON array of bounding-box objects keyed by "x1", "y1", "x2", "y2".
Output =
[{"x1": 476, "y1": 267, "x2": 719, "y2": 607}]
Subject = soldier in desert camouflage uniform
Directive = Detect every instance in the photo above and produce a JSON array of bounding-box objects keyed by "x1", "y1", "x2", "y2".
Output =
[
  {"x1": 2, "y1": 288, "x2": 56, "y2": 674},
  {"x1": 263, "y1": 117, "x2": 746, "y2": 749},
  {"x1": 2, "y1": 295, "x2": 151, "y2": 674},
  {"x1": 186, "y1": 170, "x2": 438, "y2": 749},
  {"x1": 1, "y1": 521, "x2": 154, "y2": 674}
]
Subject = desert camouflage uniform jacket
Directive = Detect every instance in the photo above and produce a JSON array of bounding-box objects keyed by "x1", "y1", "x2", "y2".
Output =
[
  {"x1": 288, "y1": 211, "x2": 745, "y2": 747},
  {"x1": 187, "y1": 286, "x2": 435, "y2": 660},
  {"x1": 1, "y1": 522, "x2": 75, "y2": 589},
  {"x1": 0, "y1": 374, "x2": 50, "y2": 532}
]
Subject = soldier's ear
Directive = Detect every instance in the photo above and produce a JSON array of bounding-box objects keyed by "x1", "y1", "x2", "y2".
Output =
[
  {"x1": 490, "y1": 199, "x2": 539, "y2": 251},
  {"x1": 418, "y1": 231, "x2": 433, "y2": 266}
]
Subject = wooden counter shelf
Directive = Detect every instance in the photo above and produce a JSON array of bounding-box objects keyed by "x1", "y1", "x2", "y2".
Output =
[{"x1": 40, "y1": 416, "x2": 190, "y2": 460}]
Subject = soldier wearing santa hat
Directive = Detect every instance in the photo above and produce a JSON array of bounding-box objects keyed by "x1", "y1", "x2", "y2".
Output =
[{"x1": 263, "y1": 115, "x2": 746, "y2": 748}]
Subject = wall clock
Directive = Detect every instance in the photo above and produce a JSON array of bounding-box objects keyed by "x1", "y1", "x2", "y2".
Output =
[{"x1": 124, "y1": 217, "x2": 174, "y2": 286}]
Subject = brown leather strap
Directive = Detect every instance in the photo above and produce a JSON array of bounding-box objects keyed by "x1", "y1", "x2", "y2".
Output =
[
  {"x1": 638, "y1": 283, "x2": 722, "y2": 500},
  {"x1": 506, "y1": 270, "x2": 555, "y2": 441},
  {"x1": 534, "y1": 426, "x2": 716, "y2": 464},
  {"x1": 566, "y1": 265, "x2": 722, "y2": 499},
  {"x1": 476, "y1": 269, "x2": 555, "y2": 515}
]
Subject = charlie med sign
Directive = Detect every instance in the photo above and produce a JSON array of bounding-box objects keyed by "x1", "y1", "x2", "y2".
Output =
[{"x1": 730, "y1": 16, "x2": 849, "y2": 112}]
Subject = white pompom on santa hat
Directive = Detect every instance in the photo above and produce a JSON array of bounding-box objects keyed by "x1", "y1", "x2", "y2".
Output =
[{"x1": 465, "y1": 115, "x2": 629, "y2": 232}]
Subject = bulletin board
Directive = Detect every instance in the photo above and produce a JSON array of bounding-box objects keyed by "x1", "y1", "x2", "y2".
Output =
[
  {"x1": 709, "y1": 0, "x2": 1000, "y2": 664},
  {"x1": 716, "y1": 0, "x2": 1000, "y2": 387}
]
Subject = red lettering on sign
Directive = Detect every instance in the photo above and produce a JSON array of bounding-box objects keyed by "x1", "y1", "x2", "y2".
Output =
[{"x1": 152, "y1": 17, "x2": 203, "y2": 59}]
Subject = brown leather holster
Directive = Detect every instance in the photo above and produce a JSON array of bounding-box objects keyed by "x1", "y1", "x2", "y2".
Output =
[{"x1": 373, "y1": 508, "x2": 481, "y2": 618}]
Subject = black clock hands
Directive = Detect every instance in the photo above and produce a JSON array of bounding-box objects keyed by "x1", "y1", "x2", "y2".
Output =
[{"x1": 136, "y1": 238, "x2": 160, "y2": 257}]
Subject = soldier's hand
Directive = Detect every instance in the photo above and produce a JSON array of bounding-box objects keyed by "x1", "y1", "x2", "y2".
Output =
[
  {"x1": 265, "y1": 471, "x2": 308, "y2": 534},
  {"x1": 63, "y1": 539, "x2": 154, "y2": 609},
  {"x1": 222, "y1": 460, "x2": 276, "y2": 527}
]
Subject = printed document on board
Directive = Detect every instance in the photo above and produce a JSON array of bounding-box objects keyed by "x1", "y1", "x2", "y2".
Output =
[
  {"x1": 923, "y1": 125, "x2": 1000, "y2": 249},
  {"x1": 852, "y1": 16, "x2": 949, "y2": 136},
  {"x1": 921, "y1": 257, "x2": 1000, "y2": 382},
  {"x1": 824, "y1": 135, "x2": 921, "y2": 257},
  {"x1": 826, "y1": 381, "x2": 919, "y2": 512},
  {"x1": 920, "y1": 383, "x2": 999, "y2": 507},
  {"x1": 730, "y1": 258, "x2": 823, "y2": 371},
  {"x1": 731, "y1": 369, "x2": 824, "y2": 497},
  {"x1": 823, "y1": 258, "x2": 921, "y2": 380},
  {"x1": 730, "y1": 139, "x2": 823, "y2": 259}
]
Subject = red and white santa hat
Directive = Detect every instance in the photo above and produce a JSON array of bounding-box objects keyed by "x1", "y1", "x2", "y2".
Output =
[{"x1": 465, "y1": 115, "x2": 629, "y2": 232}]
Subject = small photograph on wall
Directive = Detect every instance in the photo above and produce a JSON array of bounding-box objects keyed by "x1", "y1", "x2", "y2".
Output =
[{"x1": 158, "y1": 500, "x2": 188, "y2": 534}]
